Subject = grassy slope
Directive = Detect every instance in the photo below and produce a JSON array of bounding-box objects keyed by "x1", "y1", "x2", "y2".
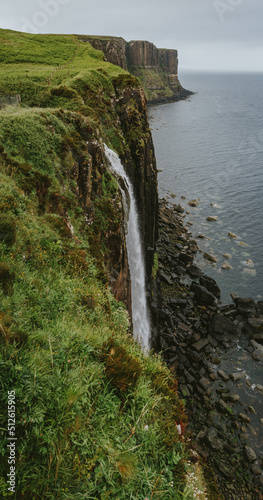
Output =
[{"x1": 0, "y1": 29, "x2": 204, "y2": 499}]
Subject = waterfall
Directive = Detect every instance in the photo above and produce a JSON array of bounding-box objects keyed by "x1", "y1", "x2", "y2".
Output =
[{"x1": 104, "y1": 145, "x2": 151, "y2": 350}]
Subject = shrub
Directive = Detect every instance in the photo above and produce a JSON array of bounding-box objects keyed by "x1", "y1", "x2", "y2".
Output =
[
  {"x1": 19, "y1": 170, "x2": 52, "y2": 212},
  {"x1": 51, "y1": 86, "x2": 78, "y2": 99},
  {"x1": 101, "y1": 338, "x2": 142, "y2": 393},
  {"x1": 0, "y1": 312, "x2": 27, "y2": 346},
  {"x1": 0, "y1": 214, "x2": 16, "y2": 246},
  {"x1": 0, "y1": 262, "x2": 15, "y2": 295},
  {"x1": 47, "y1": 191, "x2": 72, "y2": 215},
  {"x1": 152, "y1": 252, "x2": 158, "y2": 279},
  {"x1": 65, "y1": 247, "x2": 90, "y2": 276},
  {"x1": 80, "y1": 292, "x2": 96, "y2": 309},
  {"x1": 44, "y1": 214, "x2": 72, "y2": 238}
]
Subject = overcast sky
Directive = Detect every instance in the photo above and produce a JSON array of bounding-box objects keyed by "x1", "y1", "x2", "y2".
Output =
[{"x1": 2, "y1": 0, "x2": 263, "y2": 73}]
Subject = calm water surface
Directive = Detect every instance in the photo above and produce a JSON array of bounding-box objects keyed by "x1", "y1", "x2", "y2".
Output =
[{"x1": 149, "y1": 71, "x2": 263, "y2": 303}]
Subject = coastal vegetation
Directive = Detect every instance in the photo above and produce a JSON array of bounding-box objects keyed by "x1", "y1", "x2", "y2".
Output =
[{"x1": 0, "y1": 29, "x2": 201, "y2": 498}]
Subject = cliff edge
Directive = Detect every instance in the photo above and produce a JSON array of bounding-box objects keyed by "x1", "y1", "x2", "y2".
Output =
[
  {"x1": 0, "y1": 29, "x2": 187, "y2": 498},
  {"x1": 77, "y1": 35, "x2": 192, "y2": 104}
]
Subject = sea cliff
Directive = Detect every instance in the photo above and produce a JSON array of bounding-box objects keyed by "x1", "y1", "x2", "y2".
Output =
[
  {"x1": 0, "y1": 29, "x2": 195, "y2": 499},
  {"x1": 2, "y1": 29, "x2": 260, "y2": 500},
  {"x1": 77, "y1": 35, "x2": 192, "y2": 104}
]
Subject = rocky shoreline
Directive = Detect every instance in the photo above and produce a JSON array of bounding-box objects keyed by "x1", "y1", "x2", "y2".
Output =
[
  {"x1": 151, "y1": 199, "x2": 263, "y2": 499},
  {"x1": 147, "y1": 88, "x2": 194, "y2": 106}
]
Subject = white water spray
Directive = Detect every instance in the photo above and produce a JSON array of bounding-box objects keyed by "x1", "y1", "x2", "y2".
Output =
[{"x1": 104, "y1": 145, "x2": 151, "y2": 350}]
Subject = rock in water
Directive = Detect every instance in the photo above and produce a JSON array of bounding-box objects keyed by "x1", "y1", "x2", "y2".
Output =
[
  {"x1": 188, "y1": 199, "x2": 199, "y2": 207},
  {"x1": 206, "y1": 216, "x2": 218, "y2": 221},
  {"x1": 245, "y1": 446, "x2": 257, "y2": 462},
  {"x1": 174, "y1": 204, "x2": 184, "y2": 213},
  {"x1": 188, "y1": 265, "x2": 203, "y2": 278},
  {"x1": 203, "y1": 252, "x2": 218, "y2": 263},
  {"x1": 222, "y1": 262, "x2": 232, "y2": 270},
  {"x1": 199, "y1": 275, "x2": 221, "y2": 298}
]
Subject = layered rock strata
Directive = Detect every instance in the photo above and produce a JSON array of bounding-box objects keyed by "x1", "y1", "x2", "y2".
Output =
[{"x1": 77, "y1": 35, "x2": 192, "y2": 104}]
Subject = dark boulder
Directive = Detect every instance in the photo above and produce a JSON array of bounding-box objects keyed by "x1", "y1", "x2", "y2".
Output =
[
  {"x1": 256, "y1": 301, "x2": 263, "y2": 314},
  {"x1": 159, "y1": 270, "x2": 173, "y2": 285},
  {"x1": 169, "y1": 298, "x2": 188, "y2": 309},
  {"x1": 174, "y1": 265, "x2": 186, "y2": 275},
  {"x1": 233, "y1": 297, "x2": 256, "y2": 317},
  {"x1": 159, "y1": 308, "x2": 174, "y2": 329},
  {"x1": 179, "y1": 253, "x2": 193, "y2": 265},
  {"x1": 199, "y1": 275, "x2": 221, "y2": 299},
  {"x1": 188, "y1": 265, "x2": 203, "y2": 278},
  {"x1": 206, "y1": 428, "x2": 224, "y2": 451},
  {"x1": 190, "y1": 282, "x2": 216, "y2": 306},
  {"x1": 211, "y1": 315, "x2": 241, "y2": 341}
]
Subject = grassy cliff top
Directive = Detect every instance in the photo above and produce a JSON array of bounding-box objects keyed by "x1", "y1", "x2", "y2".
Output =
[
  {"x1": 0, "y1": 29, "x2": 136, "y2": 117},
  {"x1": 0, "y1": 29, "x2": 209, "y2": 499}
]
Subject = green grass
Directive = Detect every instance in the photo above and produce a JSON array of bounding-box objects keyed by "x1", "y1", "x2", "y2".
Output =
[
  {"x1": 0, "y1": 29, "x2": 129, "y2": 113},
  {"x1": 0, "y1": 29, "x2": 192, "y2": 499}
]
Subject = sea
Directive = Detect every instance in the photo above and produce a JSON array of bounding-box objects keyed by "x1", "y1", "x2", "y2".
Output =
[
  {"x1": 148, "y1": 72, "x2": 263, "y2": 458},
  {"x1": 148, "y1": 71, "x2": 263, "y2": 304}
]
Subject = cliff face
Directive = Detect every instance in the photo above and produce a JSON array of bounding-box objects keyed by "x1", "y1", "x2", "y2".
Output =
[
  {"x1": 126, "y1": 40, "x2": 159, "y2": 68},
  {"x1": 126, "y1": 40, "x2": 184, "y2": 104},
  {"x1": 74, "y1": 136, "x2": 131, "y2": 308},
  {"x1": 73, "y1": 76, "x2": 158, "y2": 310},
  {"x1": 77, "y1": 35, "x2": 127, "y2": 69},
  {"x1": 77, "y1": 35, "x2": 191, "y2": 104},
  {"x1": 0, "y1": 30, "x2": 159, "y2": 328},
  {"x1": 112, "y1": 78, "x2": 158, "y2": 277},
  {"x1": 0, "y1": 30, "x2": 190, "y2": 499},
  {"x1": 158, "y1": 48, "x2": 178, "y2": 75}
]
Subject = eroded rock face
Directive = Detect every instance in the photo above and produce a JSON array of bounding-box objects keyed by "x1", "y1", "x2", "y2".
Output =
[
  {"x1": 77, "y1": 35, "x2": 192, "y2": 104},
  {"x1": 126, "y1": 40, "x2": 186, "y2": 104},
  {"x1": 127, "y1": 42, "x2": 179, "y2": 83},
  {"x1": 73, "y1": 138, "x2": 131, "y2": 307},
  {"x1": 113, "y1": 81, "x2": 158, "y2": 278},
  {"x1": 127, "y1": 40, "x2": 159, "y2": 68},
  {"x1": 77, "y1": 35, "x2": 127, "y2": 69},
  {"x1": 72, "y1": 77, "x2": 158, "y2": 309},
  {"x1": 158, "y1": 48, "x2": 178, "y2": 75}
]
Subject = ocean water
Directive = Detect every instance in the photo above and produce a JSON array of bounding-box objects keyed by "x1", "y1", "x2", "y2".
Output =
[
  {"x1": 148, "y1": 72, "x2": 263, "y2": 460},
  {"x1": 149, "y1": 71, "x2": 263, "y2": 303}
]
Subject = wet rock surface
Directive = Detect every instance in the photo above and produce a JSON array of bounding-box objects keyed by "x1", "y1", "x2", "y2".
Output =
[{"x1": 151, "y1": 199, "x2": 263, "y2": 499}]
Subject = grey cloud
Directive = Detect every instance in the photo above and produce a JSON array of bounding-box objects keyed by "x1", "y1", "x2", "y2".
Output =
[{"x1": 1, "y1": 0, "x2": 263, "y2": 72}]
